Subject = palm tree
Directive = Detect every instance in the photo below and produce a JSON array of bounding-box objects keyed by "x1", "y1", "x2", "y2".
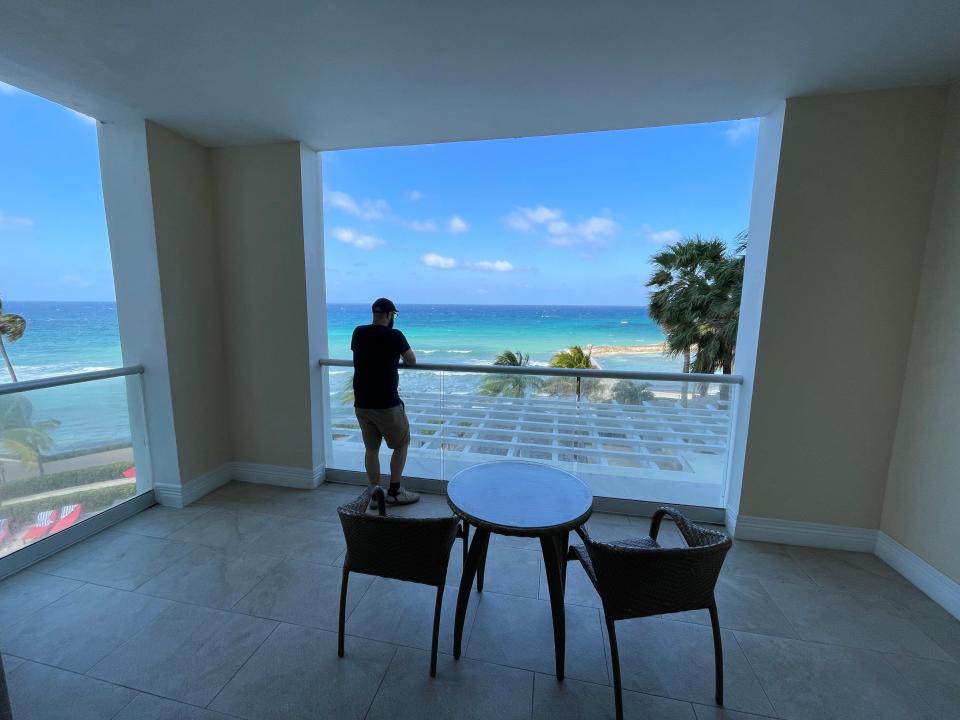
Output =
[
  {"x1": 646, "y1": 237, "x2": 726, "y2": 371},
  {"x1": 646, "y1": 235, "x2": 745, "y2": 377},
  {"x1": 613, "y1": 380, "x2": 655, "y2": 406},
  {"x1": 0, "y1": 395, "x2": 60, "y2": 477},
  {"x1": 548, "y1": 345, "x2": 596, "y2": 401},
  {"x1": 0, "y1": 298, "x2": 25, "y2": 383},
  {"x1": 478, "y1": 350, "x2": 540, "y2": 398}
]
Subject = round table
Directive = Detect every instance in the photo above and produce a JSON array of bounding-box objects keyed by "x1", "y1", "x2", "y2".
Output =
[{"x1": 446, "y1": 461, "x2": 593, "y2": 680}]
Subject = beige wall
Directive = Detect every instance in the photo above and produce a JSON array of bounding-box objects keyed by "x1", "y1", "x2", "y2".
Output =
[
  {"x1": 882, "y1": 86, "x2": 960, "y2": 583},
  {"x1": 211, "y1": 143, "x2": 316, "y2": 470},
  {"x1": 739, "y1": 87, "x2": 947, "y2": 528},
  {"x1": 144, "y1": 122, "x2": 231, "y2": 482}
]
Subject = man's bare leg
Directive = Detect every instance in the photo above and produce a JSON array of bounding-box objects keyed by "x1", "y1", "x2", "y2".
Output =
[
  {"x1": 386, "y1": 443, "x2": 419, "y2": 504},
  {"x1": 389, "y1": 443, "x2": 408, "y2": 486},
  {"x1": 364, "y1": 445, "x2": 382, "y2": 487}
]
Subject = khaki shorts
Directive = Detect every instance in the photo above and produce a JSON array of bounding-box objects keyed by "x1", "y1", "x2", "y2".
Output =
[{"x1": 355, "y1": 403, "x2": 411, "y2": 450}]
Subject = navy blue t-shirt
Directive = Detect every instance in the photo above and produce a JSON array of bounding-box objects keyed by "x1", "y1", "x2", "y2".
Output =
[{"x1": 351, "y1": 324, "x2": 411, "y2": 409}]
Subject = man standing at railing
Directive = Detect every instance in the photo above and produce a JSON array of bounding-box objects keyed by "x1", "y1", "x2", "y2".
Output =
[{"x1": 351, "y1": 298, "x2": 420, "y2": 505}]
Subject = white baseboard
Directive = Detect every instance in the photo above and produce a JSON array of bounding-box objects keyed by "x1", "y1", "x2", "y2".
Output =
[
  {"x1": 876, "y1": 532, "x2": 960, "y2": 621},
  {"x1": 232, "y1": 462, "x2": 320, "y2": 489},
  {"x1": 154, "y1": 463, "x2": 233, "y2": 508},
  {"x1": 735, "y1": 515, "x2": 878, "y2": 553}
]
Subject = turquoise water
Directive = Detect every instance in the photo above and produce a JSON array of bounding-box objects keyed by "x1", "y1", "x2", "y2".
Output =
[{"x1": 1, "y1": 301, "x2": 677, "y2": 452}]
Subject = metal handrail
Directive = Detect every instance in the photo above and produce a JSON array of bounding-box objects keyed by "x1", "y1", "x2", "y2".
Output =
[
  {"x1": 319, "y1": 358, "x2": 743, "y2": 385},
  {"x1": 0, "y1": 365, "x2": 145, "y2": 396}
]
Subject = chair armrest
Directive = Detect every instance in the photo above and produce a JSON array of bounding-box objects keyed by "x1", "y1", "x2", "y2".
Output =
[{"x1": 650, "y1": 506, "x2": 715, "y2": 547}]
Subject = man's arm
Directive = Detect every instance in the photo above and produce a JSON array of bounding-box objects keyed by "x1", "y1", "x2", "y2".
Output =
[{"x1": 401, "y1": 348, "x2": 417, "y2": 365}]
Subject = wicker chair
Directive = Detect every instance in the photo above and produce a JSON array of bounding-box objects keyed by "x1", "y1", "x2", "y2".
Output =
[
  {"x1": 0, "y1": 651, "x2": 12, "y2": 720},
  {"x1": 337, "y1": 487, "x2": 464, "y2": 677},
  {"x1": 569, "y1": 507, "x2": 732, "y2": 720}
]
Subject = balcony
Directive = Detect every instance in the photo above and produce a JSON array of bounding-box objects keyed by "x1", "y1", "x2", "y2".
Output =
[
  {"x1": 1, "y1": 479, "x2": 957, "y2": 720},
  {"x1": 323, "y1": 360, "x2": 740, "y2": 510}
]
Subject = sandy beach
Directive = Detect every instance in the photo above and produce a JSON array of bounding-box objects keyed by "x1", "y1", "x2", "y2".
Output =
[{"x1": 590, "y1": 343, "x2": 666, "y2": 356}]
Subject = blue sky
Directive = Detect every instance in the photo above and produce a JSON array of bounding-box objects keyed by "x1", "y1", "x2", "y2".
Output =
[
  {"x1": 1, "y1": 79, "x2": 758, "y2": 306},
  {"x1": 1, "y1": 81, "x2": 109, "y2": 301},
  {"x1": 323, "y1": 119, "x2": 758, "y2": 305}
]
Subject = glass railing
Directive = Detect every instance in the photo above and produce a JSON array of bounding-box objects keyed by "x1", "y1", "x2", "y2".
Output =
[
  {"x1": 0, "y1": 368, "x2": 149, "y2": 561},
  {"x1": 322, "y1": 360, "x2": 739, "y2": 508}
]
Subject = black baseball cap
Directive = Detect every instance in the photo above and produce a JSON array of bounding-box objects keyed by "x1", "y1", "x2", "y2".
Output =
[{"x1": 372, "y1": 298, "x2": 398, "y2": 314}]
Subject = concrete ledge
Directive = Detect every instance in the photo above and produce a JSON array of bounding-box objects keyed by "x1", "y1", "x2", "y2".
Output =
[
  {"x1": 876, "y1": 531, "x2": 960, "y2": 621},
  {"x1": 735, "y1": 514, "x2": 878, "y2": 552}
]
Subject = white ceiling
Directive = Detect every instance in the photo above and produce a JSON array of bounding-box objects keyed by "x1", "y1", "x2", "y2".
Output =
[{"x1": 1, "y1": 1, "x2": 959, "y2": 150}]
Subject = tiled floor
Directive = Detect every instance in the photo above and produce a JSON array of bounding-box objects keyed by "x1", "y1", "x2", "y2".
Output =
[{"x1": 1, "y1": 481, "x2": 958, "y2": 720}]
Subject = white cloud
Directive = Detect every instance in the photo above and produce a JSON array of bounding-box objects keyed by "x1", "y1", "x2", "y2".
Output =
[
  {"x1": 407, "y1": 190, "x2": 424, "y2": 201},
  {"x1": 403, "y1": 219, "x2": 438, "y2": 232},
  {"x1": 448, "y1": 215, "x2": 469, "y2": 234},
  {"x1": 469, "y1": 260, "x2": 514, "y2": 272},
  {"x1": 0, "y1": 211, "x2": 34, "y2": 230},
  {"x1": 725, "y1": 118, "x2": 760, "y2": 145},
  {"x1": 68, "y1": 108, "x2": 97, "y2": 126},
  {"x1": 506, "y1": 205, "x2": 563, "y2": 232},
  {"x1": 639, "y1": 224, "x2": 682, "y2": 244},
  {"x1": 0, "y1": 81, "x2": 21, "y2": 95},
  {"x1": 332, "y1": 227, "x2": 384, "y2": 250},
  {"x1": 326, "y1": 190, "x2": 390, "y2": 221},
  {"x1": 507, "y1": 205, "x2": 617, "y2": 246},
  {"x1": 422, "y1": 253, "x2": 457, "y2": 269}
]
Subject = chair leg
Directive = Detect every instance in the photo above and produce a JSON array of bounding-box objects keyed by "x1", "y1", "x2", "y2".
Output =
[
  {"x1": 338, "y1": 566, "x2": 349, "y2": 657},
  {"x1": 461, "y1": 521, "x2": 470, "y2": 566},
  {"x1": 605, "y1": 617, "x2": 624, "y2": 720},
  {"x1": 430, "y1": 584, "x2": 444, "y2": 677},
  {"x1": 709, "y1": 603, "x2": 724, "y2": 706}
]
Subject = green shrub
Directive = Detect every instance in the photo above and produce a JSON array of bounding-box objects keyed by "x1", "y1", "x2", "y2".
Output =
[
  {"x1": 1, "y1": 483, "x2": 138, "y2": 530},
  {"x1": 0, "y1": 461, "x2": 133, "y2": 502}
]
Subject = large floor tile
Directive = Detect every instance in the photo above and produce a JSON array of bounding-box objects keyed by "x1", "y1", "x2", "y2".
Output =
[
  {"x1": 1, "y1": 583, "x2": 173, "y2": 672},
  {"x1": 233, "y1": 558, "x2": 372, "y2": 629},
  {"x1": 671, "y1": 575, "x2": 798, "y2": 638},
  {"x1": 606, "y1": 617, "x2": 774, "y2": 716},
  {"x1": 736, "y1": 631, "x2": 938, "y2": 720},
  {"x1": 465, "y1": 591, "x2": 609, "y2": 684},
  {"x1": 533, "y1": 673, "x2": 696, "y2": 720},
  {"x1": 137, "y1": 545, "x2": 283, "y2": 609},
  {"x1": 210, "y1": 623, "x2": 395, "y2": 720},
  {"x1": 7, "y1": 660, "x2": 137, "y2": 720},
  {"x1": 761, "y1": 579, "x2": 952, "y2": 660},
  {"x1": 238, "y1": 484, "x2": 359, "y2": 523},
  {"x1": 883, "y1": 652, "x2": 960, "y2": 718},
  {"x1": 477, "y1": 543, "x2": 542, "y2": 598},
  {"x1": 367, "y1": 645, "x2": 533, "y2": 720},
  {"x1": 32, "y1": 529, "x2": 194, "y2": 590},
  {"x1": 722, "y1": 541, "x2": 814, "y2": 585},
  {"x1": 1, "y1": 655, "x2": 24, "y2": 674},
  {"x1": 238, "y1": 517, "x2": 345, "y2": 565},
  {"x1": 114, "y1": 693, "x2": 235, "y2": 720},
  {"x1": 167, "y1": 508, "x2": 278, "y2": 551},
  {"x1": 113, "y1": 504, "x2": 215, "y2": 538},
  {"x1": 693, "y1": 705, "x2": 776, "y2": 720},
  {"x1": 345, "y1": 577, "x2": 479, "y2": 656},
  {"x1": 0, "y1": 570, "x2": 81, "y2": 631},
  {"x1": 896, "y1": 596, "x2": 960, "y2": 663},
  {"x1": 89, "y1": 602, "x2": 277, "y2": 706},
  {"x1": 784, "y1": 546, "x2": 923, "y2": 602}
]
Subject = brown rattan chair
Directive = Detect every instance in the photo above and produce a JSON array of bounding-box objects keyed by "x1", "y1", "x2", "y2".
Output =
[
  {"x1": 569, "y1": 506, "x2": 732, "y2": 720},
  {"x1": 337, "y1": 487, "x2": 464, "y2": 677}
]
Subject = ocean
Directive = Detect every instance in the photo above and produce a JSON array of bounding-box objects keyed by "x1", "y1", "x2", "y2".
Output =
[{"x1": 1, "y1": 301, "x2": 679, "y2": 452}]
